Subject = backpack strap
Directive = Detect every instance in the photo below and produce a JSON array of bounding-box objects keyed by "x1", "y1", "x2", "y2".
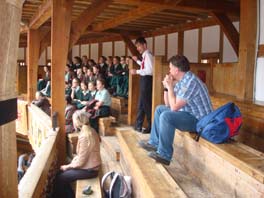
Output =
[
  {"x1": 101, "y1": 171, "x2": 115, "y2": 196},
  {"x1": 195, "y1": 129, "x2": 203, "y2": 142}
]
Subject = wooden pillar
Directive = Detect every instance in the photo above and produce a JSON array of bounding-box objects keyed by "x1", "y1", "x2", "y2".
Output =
[
  {"x1": 178, "y1": 31, "x2": 184, "y2": 55},
  {"x1": 51, "y1": 0, "x2": 73, "y2": 164},
  {"x1": 236, "y1": 0, "x2": 257, "y2": 101},
  {"x1": 0, "y1": 1, "x2": 23, "y2": 197},
  {"x1": 27, "y1": 29, "x2": 40, "y2": 102},
  {"x1": 98, "y1": 42, "x2": 103, "y2": 59},
  {"x1": 152, "y1": 56, "x2": 166, "y2": 120},
  {"x1": 127, "y1": 60, "x2": 140, "y2": 125}
]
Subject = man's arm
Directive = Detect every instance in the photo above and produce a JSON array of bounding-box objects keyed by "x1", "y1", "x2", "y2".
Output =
[{"x1": 167, "y1": 86, "x2": 187, "y2": 111}]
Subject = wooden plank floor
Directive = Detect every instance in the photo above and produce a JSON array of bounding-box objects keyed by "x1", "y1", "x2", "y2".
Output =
[{"x1": 116, "y1": 128, "x2": 187, "y2": 198}]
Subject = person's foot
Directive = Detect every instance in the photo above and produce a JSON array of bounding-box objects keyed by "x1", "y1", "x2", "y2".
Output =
[
  {"x1": 142, "y1": 128, "x2": 151, "y2": 134},
  {"x1": 134, "y1": 127, "x2": 142, "y2": 133},
  {"x1": 148, "y1": 151, "x2": 170, "y2": 165},
  {"x1": 138, "y1": 140, "x2": 157, "y2": 152}
]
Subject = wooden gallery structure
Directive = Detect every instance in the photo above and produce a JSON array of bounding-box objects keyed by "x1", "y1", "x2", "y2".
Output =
[{"x1": 1, "y1": 0, "x2": 264, "y2": 197}]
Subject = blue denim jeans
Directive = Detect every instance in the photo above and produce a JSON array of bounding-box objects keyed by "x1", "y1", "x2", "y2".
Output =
[{"x1": 148, "y1": 105, "x2": 198, "y2": 161}]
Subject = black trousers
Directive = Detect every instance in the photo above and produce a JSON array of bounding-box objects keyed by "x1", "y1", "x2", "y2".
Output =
[
  {"x1": 135, "y1": 75, "x2": 153, "y2": 130},
  {"x1": 52, "y1": 169, "x2": 98, "y2": 198}
]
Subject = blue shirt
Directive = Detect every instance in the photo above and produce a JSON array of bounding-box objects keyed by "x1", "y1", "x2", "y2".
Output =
[
  {"x1": 95, "y1": 88, "x2": 111, "y2": 106},
  {"x1": 174, "y1": 71, "x2": 213, "y2": 120}
]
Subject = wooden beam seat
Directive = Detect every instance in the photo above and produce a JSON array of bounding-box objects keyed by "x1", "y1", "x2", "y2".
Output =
[
  {"x1": 101, "y1": 136, "x2": 120, "y2": 161},
  {"x1": 116, "y1": 128, "x2": 187, "y2": 198},
  {"x1": 111, "y1": 96, "x2": 128, "y2": 116},
  {"x1": 174, "y1": 130, "x2": 264, "y2": 197},
  {"x1": 75, "y1": 177, "x2": 102, "y2": 198},
  {"x1": 99, "y1": 116, "x2": 116, "y2": 136}
]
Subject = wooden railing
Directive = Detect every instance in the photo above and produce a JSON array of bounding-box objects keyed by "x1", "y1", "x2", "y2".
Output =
[{"x1": 18, "y1": 103, "x2": 59, "y2": 198}]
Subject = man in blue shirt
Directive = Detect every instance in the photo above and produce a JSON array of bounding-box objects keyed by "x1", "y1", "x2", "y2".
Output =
[{"x1": 139, "y1": 55, "x2": 213, "y2": 165}]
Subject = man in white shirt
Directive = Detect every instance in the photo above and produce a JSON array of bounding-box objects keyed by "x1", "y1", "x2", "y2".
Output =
[{"x1": 131, "y1": 37, "x2": 153, "y2": 133}]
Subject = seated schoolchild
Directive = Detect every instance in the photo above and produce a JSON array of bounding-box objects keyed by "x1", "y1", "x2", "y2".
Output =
[
  {"x1": 52, "y1": 110, "x2": 101, "y2": 198},
  {"x1": 108, "y1": 56, "x2": 123, "y2": 94},
  {"x1": 37, "y1": 66, "x2": 50, "y2": 91},
  {"x1": 76, "y1": 81, "x2": 90, "y2": 109},
  {"x1": 89, "y1": 78, "x2": 111, "y2": 132},
  {"x1": 17, "y1": 153, "x2": 35, "y2": 183},
  {"x1": 76, "y1": 68, "x2": 84, "y2": 82},
  {"x1": 65, "y1": 95, "x2": 76, "y2": 133},
  {"x1": 31, "y1": 91, "x2": 51, "y2": 115},
  {"x1": 84, "y1": 68, "x2": 96, "y2": 84},
  {"x1": 116, "y1": 56, "x2": 129, "y2": 98},
  {"x1": 71, "y1": 78, "x2": 82, "y2": 102}
]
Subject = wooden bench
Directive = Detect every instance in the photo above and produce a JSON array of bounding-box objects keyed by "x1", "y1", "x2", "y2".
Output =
[
  {"x1": 75, "y1": 177, "x2": 102, "y2": 198},
  {"x1": 116, "y1": 128, "x2": 187, "y2": 198},
  {"x1": 210, "y1": 94, "x2": 264, "y2": 153},
  {"x1": 174, "y1": 130, "x2": 264, "y2": 197},
  {"x1": 99, "y1": 116, "x2": 116, "y2": 136}
]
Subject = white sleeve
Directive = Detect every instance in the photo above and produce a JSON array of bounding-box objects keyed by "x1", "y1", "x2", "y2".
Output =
[
  {"x1": 136, "y1": 53, "x2": 153, "y2": 76},
  {"x1": 136, "y1": 60, "x2": 142, "y2": 66}
]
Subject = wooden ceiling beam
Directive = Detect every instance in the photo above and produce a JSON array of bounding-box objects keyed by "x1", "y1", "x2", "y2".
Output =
[
  {"x1": 69, "y1": 0, "x2": 112, "y2": 50},
  {"x1": 143, "y1": 18, "x2": 216, "y2": 37},
  {"x1": 28, "y1": 0, "x2": 51, "y2": 29},
  {"x1": 91, "y1": 2, "x2": 177, "y2": 32},
  {"x1": 116, "y1": 0, "x2": 239, "y2": 16},
  {"x1": 211, "y1": 12, "x2": 239, "y2": 56},
  {"x1": 120, "y1": 33, "x2": 141, "y2": 58}
]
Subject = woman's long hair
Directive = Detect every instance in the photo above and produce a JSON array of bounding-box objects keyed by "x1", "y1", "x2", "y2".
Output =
[{"x1": 72, "y1": 110, "x2": 95, "y2": 147}]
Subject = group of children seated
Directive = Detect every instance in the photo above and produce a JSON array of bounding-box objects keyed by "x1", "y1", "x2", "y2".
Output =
[{"x1": 35, "y1": 55, "x2": 131, "y2": 134}]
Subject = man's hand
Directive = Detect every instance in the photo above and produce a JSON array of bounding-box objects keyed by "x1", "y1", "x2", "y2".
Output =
[
  {"x1": 164, "y1": 74, "x2": 174, "y2": 90},
  {"x1": 130, "y1": 69, "x2": 137, "y2": 75},
  {"x1": 132, "y1": 56, "x2": 138, "y2": 62}
]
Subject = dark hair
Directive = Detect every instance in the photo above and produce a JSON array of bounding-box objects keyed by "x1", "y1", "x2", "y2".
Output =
[
  {"x1": 114, "y1": 56, "x2": 120, "y2": 62},
  {"x1": 74, "y1": 56, "x2": 82, "y2": 63},
  {"x1": 82, "y1": 55, "x2": 88, "y2": 59},
  {"x1": 135, "y1": 37, "x2": 147, "y2": 45},
  {"x1": 88, "y1": 81, "x2": 96, "y2": 86},
  {"x1": 100, "y1": 56, "x2": 107, "y2": 62},
  {"x1": 73, "y1": 77, "x2": 80, "y2": 84},
  {"x1": 168, "y1": 55, "x2": 190, "y2": 72},
  {"x1": 81, "y1": 81, "x2": 88, "y2": 87},
  {"x1": 65, "y1": 95, "x2": 72, "y2": 104},
  {"x1": 97, "y1": 78, "x2": 105, "y2": 86}
]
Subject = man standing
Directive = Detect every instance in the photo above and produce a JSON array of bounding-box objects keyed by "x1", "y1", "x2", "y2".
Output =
[
  {"x1": 139, "y1": 55, "x2": 213, "y2": 165},
  {"x1": 131, "y1": 37, "x2": 153, "y2": 133}
]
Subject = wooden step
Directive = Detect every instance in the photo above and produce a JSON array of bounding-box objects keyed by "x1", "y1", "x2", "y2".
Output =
[
  {"x1": 98, "y1": 116, "x2": 116, "y2": 136},
  {"x1": 116, "y1": 128, "x2": 187, "y2": 198},
  {"x1": 174, "y1": 131, "x2": 264, "y2": 197},
  {"x1": 101, "y1": 136, "x2": 120, "y2": 161},
  {"x1": 75, "y1": 177, "x2": 102, "y2": 198}
]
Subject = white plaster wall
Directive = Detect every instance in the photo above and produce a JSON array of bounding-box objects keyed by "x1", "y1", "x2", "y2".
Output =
[
  {"x1": 168, "y1": 32, "x2": 178, "y2": 60},
  {"x1": 91, "y1": 43, "x2": 98, "y2": 62},
  {"x1": 38, "y1": 50, "x2": 46, "y2": 65},
  {"x1": 184, "y1": 29, "x2": 199, "y2": 62},
  {"x1": 202, "y1": 25, "x2": 220, "y2": 53},
  {"x1": 255, "y1": 58, "x2": 264, "y2": 101},
  {"x1": 81, "y1": 44, "x2": 89, "y2": 57},
  {"x1": 72, "y1": 45, "x2": 79, "y2": 59},
  {"x1": 155, "y1": 35, "x2": 165, "y2": 56},
  {"x1": 146, "y1": 37, "x2": 153, "y2": 53},
  {"x1": 18, "y1": 48, "x2": 25, "y2": 60},
  {"x1": 114, "y1": 41, "x2": 125, "y2": 56},
  {"x1": 222, "y1": 22, "x2": 239, "y2": 63},
  {"x1": 102, "y1": 42, "x2": 112, "y2": 57}
]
